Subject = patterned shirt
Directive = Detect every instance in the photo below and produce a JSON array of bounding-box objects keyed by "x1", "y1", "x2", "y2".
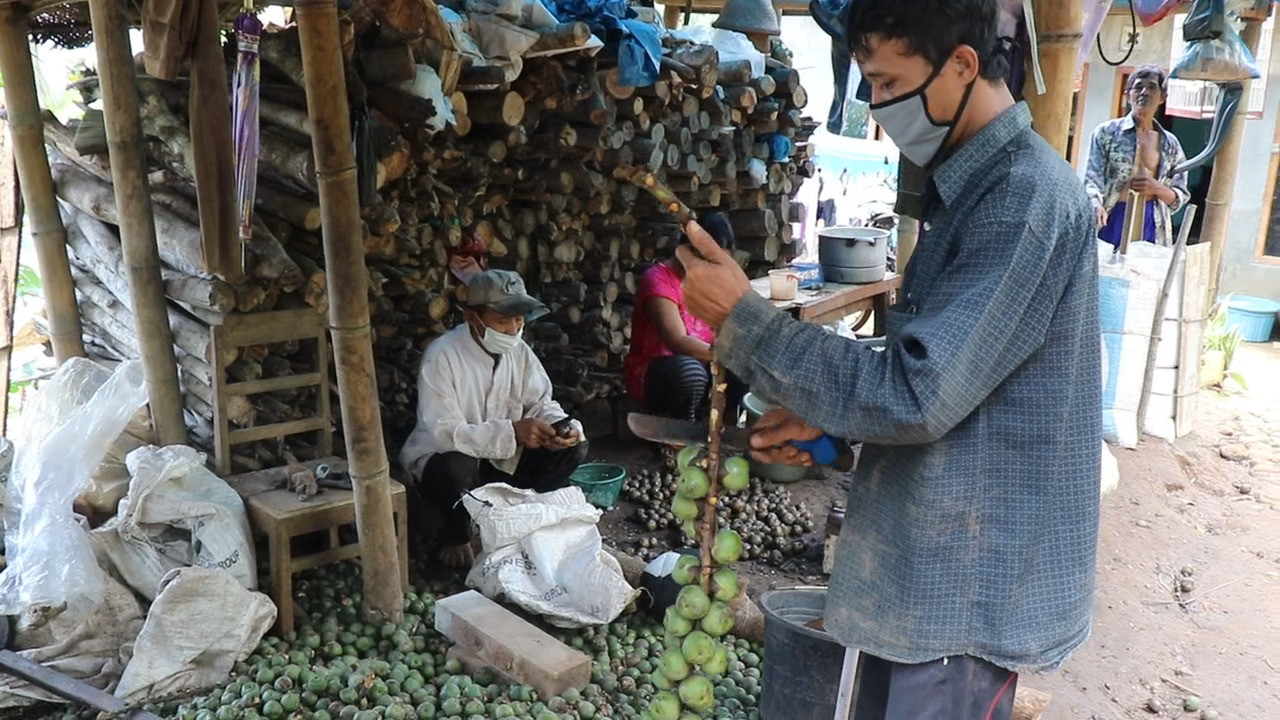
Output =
[
  {"x1": 718, "y1": 103, "x2": 1101, "y2": 672},
  {"x1": 1083, "y1": 113, "x2": 1190, "y2": 246}
]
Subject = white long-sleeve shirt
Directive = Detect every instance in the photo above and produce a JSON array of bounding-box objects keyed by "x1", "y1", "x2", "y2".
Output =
[{"x1": 399, "y1": 324, "x2": 578, "y2": 480}]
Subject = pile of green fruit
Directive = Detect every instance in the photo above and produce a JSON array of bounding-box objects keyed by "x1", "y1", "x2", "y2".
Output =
[
  {"x1": 624, "y1": 467, "x2": 815, "y2": 566},
  {"x1": 57, "y1": 561, "x2": 764, "y2": 720},
  {"x1": 642, "y1": 447, "x2": 753, "y2": 720}
]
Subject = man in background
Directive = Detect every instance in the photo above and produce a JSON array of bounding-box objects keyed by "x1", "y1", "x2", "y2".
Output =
[
  {"x1": 1085, "y1": 66, "x2": 1190, "y2": 247},
  {"x1": 400, "y1": 269, "x2": 587, "y2": 568}
]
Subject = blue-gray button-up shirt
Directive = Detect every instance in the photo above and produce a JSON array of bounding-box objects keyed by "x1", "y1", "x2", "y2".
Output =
[{"x1": 719, "y1": 103, "x2": 1101, "y2": 672}]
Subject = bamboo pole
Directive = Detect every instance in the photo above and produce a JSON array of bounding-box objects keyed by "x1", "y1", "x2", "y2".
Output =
[
  {"x1": 87, "y1": 0, "x2": 187, "y2": 446},
  {"x1": 0, "y1": 4, "x2": 84, "y2": 362},
  {"x1": 1025, "y1": 0, "x2": 1083, "y2": 157},
  {"x1": 294, "y1": 0, "x2": 404, "y2": 621},
  {"x1": 1202, "y1": 18, "x2": 1265, "y2": 299}
]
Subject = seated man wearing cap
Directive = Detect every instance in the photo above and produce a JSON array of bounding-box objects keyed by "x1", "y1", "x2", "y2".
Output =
[{"x1": 400, "y1": 269, "x2": 588, "y2": 568}]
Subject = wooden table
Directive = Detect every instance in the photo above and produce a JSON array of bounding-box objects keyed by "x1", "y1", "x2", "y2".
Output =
[{"x1": 750, "y1": 272, "x2": 902, "y2": 334}]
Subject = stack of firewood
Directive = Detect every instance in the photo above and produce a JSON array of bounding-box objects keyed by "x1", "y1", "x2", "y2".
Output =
[{"x1": 48, "y1": 16, "x2": 815, "y2": 471}]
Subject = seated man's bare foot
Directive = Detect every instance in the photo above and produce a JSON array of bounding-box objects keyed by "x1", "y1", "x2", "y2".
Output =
[{"x1": 439, "y1": 542, "x2": 475, "y2": 569}]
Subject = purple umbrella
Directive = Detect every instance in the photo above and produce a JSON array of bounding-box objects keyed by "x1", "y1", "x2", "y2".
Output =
[{"x1": 233, "y1": 10, "x2": 263, "y2": 245}]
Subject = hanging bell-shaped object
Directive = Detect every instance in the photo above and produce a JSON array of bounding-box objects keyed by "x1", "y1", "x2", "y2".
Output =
[{"x1": 712, "y1": 0, "x2": 781, "y2": 37}]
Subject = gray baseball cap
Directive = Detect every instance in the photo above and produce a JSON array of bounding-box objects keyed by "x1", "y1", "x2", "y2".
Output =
[{"x1": 466, "y1": 269, "x2": 549, "y2": 320}]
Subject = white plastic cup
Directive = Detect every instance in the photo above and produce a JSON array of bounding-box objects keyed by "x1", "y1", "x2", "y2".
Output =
[{"x1": 768, "y1": 269, "x2": 801, "y2": 301}]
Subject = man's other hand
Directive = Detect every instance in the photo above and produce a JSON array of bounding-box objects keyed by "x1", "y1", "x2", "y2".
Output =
[{"x1": 514, "y1": 418, "x2": 556, "y2": 448}]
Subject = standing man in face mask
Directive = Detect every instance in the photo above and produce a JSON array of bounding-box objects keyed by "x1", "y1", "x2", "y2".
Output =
[
  {"x1": 673, "y1": 0, "x2": 1101, "y2": 716},
  {"x1": 400, "y1": 269, "x2": 588, "y2": 568}
]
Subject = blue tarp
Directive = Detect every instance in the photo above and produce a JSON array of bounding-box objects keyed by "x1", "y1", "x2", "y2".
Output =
[{"x1": 544, "y1": 0, "x2": 663, "y2": 87}]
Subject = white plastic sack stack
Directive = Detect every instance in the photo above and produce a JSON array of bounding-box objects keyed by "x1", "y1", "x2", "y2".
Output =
[
  {"x1": 0, "y1": 573, "x2": 144, "y2": 708},
  {"x1": 115, "y1": 567, "x2": 276, "y2": 704},
  {"x1": 0, "y1": 358, "x2": 148, "y2": 618},
  {"x1": 1098, "y1": 242, "x2": 1174, "y2": 448},
  {"x1": 463, "y1": 483, "x2": 639, "y2": 628},
  {"x1": 91, "y1": 445, "x2": 257, "y2": 600}
]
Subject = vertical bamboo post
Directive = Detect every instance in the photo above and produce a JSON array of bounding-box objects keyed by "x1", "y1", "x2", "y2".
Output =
[
  {"x1": 1202, "y1": 18, "x2": 1266, "y2": 298},
  {"x1": 1025, "y1": 0, "x2": 1083, "y2": 157},
  {"x1": 87, "y1": 0, "x2": 187, "y2": 446},
  {"x1": 0, "y1": 4, "x2": 84, "y2": 362},
  {"x1": 295, "y1": 0, "x2": 404, "y2": 621}
]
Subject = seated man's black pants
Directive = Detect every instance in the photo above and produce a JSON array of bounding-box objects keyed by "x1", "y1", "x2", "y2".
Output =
[{"x1": 414, "y1": 442, "x2": 590, "y2": 546}]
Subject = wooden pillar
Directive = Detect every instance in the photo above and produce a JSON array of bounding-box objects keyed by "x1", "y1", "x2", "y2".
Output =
[
  {"x1": 87, "y1": 0, "x2": 187, "y2": 446},
  {"x1": 1202, "y1": 17, "x2": 1266, "y2": 299},
  {"x1": 0, "y1": 4, "x2": 84, "y2": 362},
  {"x1": 1025, "y1": 0, "x2": 1083, "y2": 157},
  {"x1": 294, "y1": 0, "x2": 404, "y2": 621},
  {"x1": 0, "y1": 95, "x2": 20, "y2": 437}
]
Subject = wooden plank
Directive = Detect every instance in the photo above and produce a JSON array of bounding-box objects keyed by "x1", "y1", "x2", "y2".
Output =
[
  {"x1": 246, "y1": 482, "x2": 405, "y2": 531},
  {"x1": 0, "y1": 97, "x2": 20, "y2": 437},
  {"x1": 1175, "y1": 244, "x2": 1213, "y2": 438},
  {"x1": 224, "y1": 456, "x2": 342, "y2": 494},
  {"x1": 229, "y1": 417, "x2": 327, "y2": 445},
  {"x1": 211, "y1": 327, "x2": 232, "y2": 475},
  {"x1": 220, "y1": 307, "x2": 323, "y2": 347},
  {"x1": 227, "y1": 372, "x2": 322, "y2": 397},
  {"x1": 435, "y1": 591, "x2": 592, "y2": 699},
  {"x1": 291, "y1": 543, "x2": 362, "y2": 572},
  {"x1": 316, "y1": 325, "x2": 334, "y2": 457}
]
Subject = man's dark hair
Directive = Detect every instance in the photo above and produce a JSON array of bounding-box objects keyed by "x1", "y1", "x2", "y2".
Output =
[
  {"x1": 683, "y1": 211, "x2": 736, "y2": 251},
  {"x1": 1127, "y1": 66, "x2": 1168, "y2": 93},
  {"x1": 847, "y1": 0, "x2": 1008, "y2": 82}
]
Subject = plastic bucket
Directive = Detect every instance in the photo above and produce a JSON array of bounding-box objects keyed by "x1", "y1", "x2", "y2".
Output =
[
  {"x1": 759, "y1": 588, "x2": 853, "y2": 720},
  {"x1": 570, "y1": 463, "x2": 626, "y2": 509},
  {"x1": 1224, "y1": 295, "x2": 1279, "y2": 343}
]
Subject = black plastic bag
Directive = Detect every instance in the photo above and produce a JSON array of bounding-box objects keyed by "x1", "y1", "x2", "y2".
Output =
[{"x1": 1183, "y1": 0, "x2": 1226, "y2": 42}]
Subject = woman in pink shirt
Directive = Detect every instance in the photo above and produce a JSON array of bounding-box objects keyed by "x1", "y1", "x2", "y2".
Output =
[{"x1": 624, "y1": 212, "x2": 747, "y2": 421}]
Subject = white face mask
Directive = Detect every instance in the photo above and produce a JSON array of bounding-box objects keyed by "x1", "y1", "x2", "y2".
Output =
[
  {"x1": 479, "y1": 326, "x2": 523, "y2": 355},
  {"x1": 870, "y1": 61, "x2": 975, "y2": 169}
]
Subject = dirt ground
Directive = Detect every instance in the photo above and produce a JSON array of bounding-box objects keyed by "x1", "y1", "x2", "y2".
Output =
[{"x1": 592, "y1": 341, "x2": 1280, "y2": 719}]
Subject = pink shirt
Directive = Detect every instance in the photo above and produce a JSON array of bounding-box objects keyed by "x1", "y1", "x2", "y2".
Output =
[{"x1": 624, "y1": 262, "x2": 715, "y2": 402}]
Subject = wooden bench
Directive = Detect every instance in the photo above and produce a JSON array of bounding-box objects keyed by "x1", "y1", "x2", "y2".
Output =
[{"x1": 226, "y1": 458, "x2": 409, "y2": 633}]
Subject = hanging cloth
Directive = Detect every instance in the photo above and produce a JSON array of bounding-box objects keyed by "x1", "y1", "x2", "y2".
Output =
[{"x1": 233, "y1": 10, "x2": 264, "y2": 247}]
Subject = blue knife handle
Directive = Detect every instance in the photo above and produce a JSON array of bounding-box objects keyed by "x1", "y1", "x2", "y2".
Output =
[{"x1": 790, "y1": 435, "x2": 840, "y2": 466}]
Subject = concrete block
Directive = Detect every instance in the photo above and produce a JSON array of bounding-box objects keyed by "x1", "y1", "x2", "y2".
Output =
[{"x1": 434, "y1": 590, "x2": 590, "y2": 698}]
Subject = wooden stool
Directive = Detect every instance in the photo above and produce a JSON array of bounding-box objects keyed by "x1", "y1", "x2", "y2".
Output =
[{"x1": 227, "y1": 459, "x2": 410, "y2": 633}]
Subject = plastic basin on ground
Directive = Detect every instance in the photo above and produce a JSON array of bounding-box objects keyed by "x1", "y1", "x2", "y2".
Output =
[
  {"x1": 1224, "y1": 295, "x2": 1279, "y2": 343},
  {"x1": 570, "y1": 463, "x2": 626, "y2": 509},
  {"x1": 741, "y1": 393, "x2": 809, "y2": 483}
]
